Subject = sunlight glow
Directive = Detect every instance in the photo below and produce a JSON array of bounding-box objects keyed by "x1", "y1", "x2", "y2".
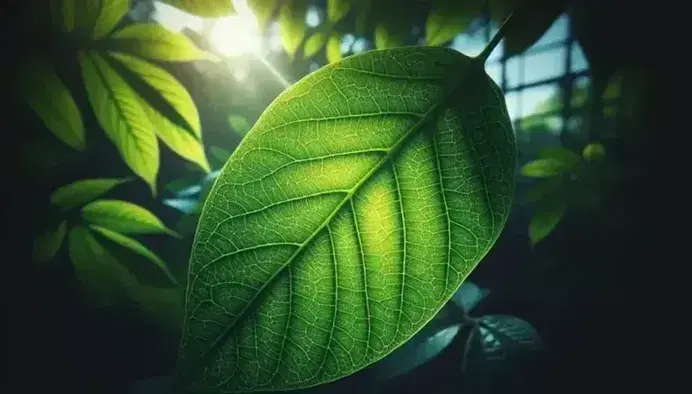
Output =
[{"x1": 209, "y1": 16, "x2": 260, "y2": 57}]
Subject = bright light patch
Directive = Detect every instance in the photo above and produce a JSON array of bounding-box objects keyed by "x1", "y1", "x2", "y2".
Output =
[{"x1": 209, "y1": 15, "x2": 261, "y2": 57}]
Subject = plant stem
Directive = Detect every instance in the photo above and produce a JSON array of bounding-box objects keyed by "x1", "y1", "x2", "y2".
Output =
[{"x1": 475, "y1": 12, "x2": 514, "y2": 63}]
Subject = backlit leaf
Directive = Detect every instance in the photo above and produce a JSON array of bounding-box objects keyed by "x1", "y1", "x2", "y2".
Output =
[
  {"x1": 90, "y1": 225, "x2": 178, "y2": 285},
  {"x1": 33, "y1": 221, "x2": 68, "y2": 263},
  {"x1": 326, "y1": 34, "x2": 342, "y2": 63},
  {"x1": 92, "y1": 0, "x2": 130, "y2": 39},
  {"x1": 110, "y1": 23, "x2": 208, "y2": 62},
  {"x1": 327, "y1": 0, "x2": 351, "y2": 24},
  {"x1": 68, "y1": 225, "x2": 133, "y2": 306},
  {"x1": 176, "y1": 47, "x2": 516, "y2": 391},
  {"x1": 426, "y1": 0, "x2": 484, "y2": 46},
  {"x1": 529, "y1": 196, "x2": 566, "y2": 244},
  {"x1": 82, "y1": 199, "x2": 179, "y2": 237},
  {"x1": 79, "y1": 51, "x2": 159, "y2": 193},
  {"x1": 228, "y1": 115, "x2": 251, "y2": 136},
  {"x1": 159, "y1": 0, "x2": 235, "y2": 16},
  {"x1": 247, "y1": 0, "x2": 277, "y2": 31},
  {"x1": 50, "y1": 178, "x2": 130, "y2": 211},
  {"x1": 374, "y1": 24, "x2": 406, "y2": 49},
  {"x1": 20, "y1": 59, "x2": 85, "y2": 151},
  {"x1": 109, "y1": 52, "x2": 209, "y2": 172},
  {"x1": 278, "y1": 0, "x2": 308, "y2": 58},
  {"x1": 303, "y1": 32, "x2": 328, "y2": 58}
]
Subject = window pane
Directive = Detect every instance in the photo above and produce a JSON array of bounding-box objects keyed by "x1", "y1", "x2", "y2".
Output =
[
  {"x1": 571, "y1": 44, "x2": 588, "y2": 73},
  {"x1": 520, "y1": 84, "x2": 560, "y2": 118},
  {"x1": 485, "y1": 63, "x2": 503, "y2": 86},
  {"x1": 523, "y1": 47, "x2": 566, "y2": 85},
  {"x1": 505, "y1": 57, "x2": 521, "y2": 88},
  {"x1": 528, "y1": 14, "x2": 569, "y2": 50},
  {"x1": 450, "y1": 30, "x2": 486, "y2": 57},
  {"x1": 504, "y1": 91, "x2": 520, "y2": 121}
]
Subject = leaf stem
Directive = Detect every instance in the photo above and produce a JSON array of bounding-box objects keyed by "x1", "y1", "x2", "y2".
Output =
[{"x1": 475, "y1": 12, "x2": 514, "y2": 64}]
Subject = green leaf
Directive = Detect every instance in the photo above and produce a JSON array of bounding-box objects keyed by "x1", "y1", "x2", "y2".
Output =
[
  {"x1": 50, "y1": 178, "x2": 130, "y2": 211},
  {"x1": 55, "y1": 0, "x2": 76, "y2": 32},
  {"x1": 109, "y1": 52, "x2": 210, "y2": 172},
  {"x1": 79, "y1": 51, "x2": 159, "y2": 193},
  {"x1": 209, "y1": 146, "x2": 232, "y2": 167},
  {"x1": 82, "y1": 199, "x2": 179, "y2": 237},
  {"x1": 110, "y1": 23, "x2": 208, "y2": 62},
  {"x1": 451, "y1": 281, "x2": 490, "y2": 314},
  {"x1": 175, "y1": 47, "x2": 516, "y2": 391},
  {"x1": 582, "y1": 142, "x2": 606, "y2": 162},
  {"x1": 90, "y1": 225, "x2": 178, "y2": 285},
  {"x1": 92, "y1": 0, "x2": 130, "y2": 39},
  {"x1": 523, "y1": 176, "x2": 563, "y2": 204},
  {"x1": 303, "y1": 32, "x2": 328, "y2": 58},
  {"x1": 20, "y1": 59, "x2": 85, "y2": 151},
  {"x1": 520, "y1": 158, "x2": 571, "y2": 178},
  {"x1": 278, "y1": 0, "x2": 308, "y2": 58},
  {"x1": 125, "y1": 281, "x2": 185, "y2": 328},
  {"x1": 327, "y1": 0, "x2": 351, "y2": 23},
  {"x1": 68, "y1": 225, "x2": 133, "y2": 306},
  {"x1": 374, "y1": 23, "x2": 406, "y2": 49},
  {"x1": 529, "y1": 197, "x2": 566, "y2": 244},
  {"x1": 502, "y1": 0, "x2": 570, "y2": 57},
  {"x1": 326, "y1": 34, "x2": 342, "y2": 63},
  {"x1": 228, "y1": 114, "x2": 251, "y2": 136},
  {"x1": 538, "y1": 146, "x2": 581, "y2": 170},
  {"x1": 247, "y1": 0, "x2": 277, "y2": 31},
  {"x1": 426, "y1": 0, "x2": 484, "y2": 46},
  {"x1": 159, "y1": 0, "x2": 235, "y2": 16},
  {"x1": 33, "y1": 221, "x2": 68, "y2": 263}
]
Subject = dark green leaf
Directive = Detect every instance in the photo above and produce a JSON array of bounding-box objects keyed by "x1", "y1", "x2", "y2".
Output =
[
  {"x1": 82, "y1": 199, "x2": 179, "y2": 237},
  {"x1": 582, "y1": 142, "x2": 606, "y2": 162},
  {"x1": 538, "y1": 146, "x2": 581, "y2": 169},
  {"x1": 326, "y1": 34, "x2": 342, "y2": 63},
  {"x1": 374, "y1": 23, "x2": 405, "y2": 49},
  {"x1": 501, "y1": 0, "x2": 570, "y2": 57},
  {"x1": 529, "y1": 196, "x2": 566, "y2": 244},
  {"x1": 109, "y1": 52, "x2": 210, "y2": 172},
  {"x1": 90, "y1": 225, "x2": 178, "y2": 285},
  {"x1": 304, "y1": 32, "x2": 328, "y2": 58},
  {"x1": 520, "y1": 158, "x2": 571, "y2": 178},
  {"x1": 278, "y1": 0, "x2": 308, "y2": 58},
  {"x1": 327, "y1": 0, "x2": 351, "y2": 24},
  {"x1": 523, "y1": 176, "x2": 564, "y2": 204},
  {"x1": 50, "y1": 178, "x2": 129, "y2": 211},
  {"x1": 228, "y1": 114, "x2": 251, "y2": 136},
  {"x1": 159, "y1": 0, "x2": 235, "y2": 17},
  {"x1": 426, "y1": 0, "x2": 484, "y2": 46},
  {"x1": 176, "y1": 47, "x2": 516, "y2": 391},
  {"x1": 20, "y1": 59, "x2": 85, "y2": 151},
  {"x1": 125, "y1": 281, "x2": 185, "y2": 328},
  {"x1": 79, "y1": 51, "x2": 159, "y2": 193},
  {"x1": 110, "y1": 23, "x2": 209, "y2": 62},
  {"x1": 92, "y1": 0, "x2": 130, "y2": 39},
  {"x1": 33, "y1": 221, "x2": 68, "y2": 263}
]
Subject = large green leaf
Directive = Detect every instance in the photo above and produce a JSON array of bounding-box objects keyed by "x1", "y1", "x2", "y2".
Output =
[
  {"x1": 82, "y1": 199, "x2": 179, "y2": 237},
  {"x1": 90, "y1": 225, "x2": 178, "y2": 285},
  {"x1": 79, "y1": 51, "x2": 159, "y2": 193},
  {"x1": 159, "y1": 0, "x2": 235, "y2": 16},
  {"x1": 33, "y1": 221, "x2": 68, "y2": 263},
  {"x1": 20, "y1": 59, "x2": 85, "y2": 151},
  {"x1": 109, "y1": 52, "x2": 210, "y2": 172},
  {"x1": 176, "y1": 46, "x2": 516, "y2": 392},
  {"x1": 426, "y1": 0, "x2": 484, "y2": 46},
  {"x1": 278, "y1": 0, "x2": 308, "y2": 58},
  {"x1": 92, "y1": 0, "x2": 130, "y2": 39},
  {"x1": 50, "y1": 178, "x2": 130, "y2": 211},
  {"x1": 110, "y1": 24, "x2": 208, "y2": 62}
]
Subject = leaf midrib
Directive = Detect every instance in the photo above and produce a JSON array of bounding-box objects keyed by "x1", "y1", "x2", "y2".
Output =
[{"x1": 188, "y1": 60, "x2": 477, "y2": 381}]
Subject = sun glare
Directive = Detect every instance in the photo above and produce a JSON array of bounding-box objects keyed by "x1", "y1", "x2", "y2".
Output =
[{"x1": 208, "y1": 0, "x2": 261, "y2": 57}]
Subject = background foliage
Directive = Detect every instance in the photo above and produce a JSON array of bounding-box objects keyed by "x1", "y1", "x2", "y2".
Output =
[{"x1": 5, "y1": 0, "x2": 654, "y2": 393}]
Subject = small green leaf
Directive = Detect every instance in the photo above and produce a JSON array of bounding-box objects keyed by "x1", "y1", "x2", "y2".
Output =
[
  {"x1": 278, "y1": 0, "x2": 308, "y2": 58},
  {"x1": 51, "y1": 178, "x2": 129, "y2": 211},
  {"x1": 33, "y1": 221, "x2": 68, "y2": 263},
  {"x1": 80, "y1": 51, "x2": 159, "y2": 193},
  {"x1": 538, "y1": 146, "x2": 581, "y2": 169},
  {"x1": 56, "y1": 0, "x2": 76, "y2": 32},
  {"x1": 452, "y1": 281, "x2": 490, "y2": 314},
  {"x1": 582, "y1": 142, "x2": 606, "y2": 162},
  {"x1": 68, "y1": 225, "x2": 133, "y2": 307},
  {"x1": 247, "y1": 0, "x2": 277, "y2": 31},
  {"x1": 326, "y1": 33, "x2": 342, "y2": 63},
  {"x1": 92, "y1": 0, "x2": 130, "y2": 39},
  {"x1": 529, "y1": 197, "x2": 566, "y2": 244},
  {"x1": 82, "y1": 199, "x2": 179, "y2": 237},
  {"x1": 374, "y1": 24, "x2": 406, "y2": 49},
  {"x1": 228, "y1": 114, "x2": 251, "y2": 136},
  {"x1": 426, "y1": 0, "x2": 484, "y2": 46},
  {"x1": 109, "y1": 52, "x2": 210, "y2": 172},
  {"x1": 523, "y1": 176, "x2": 564, "y2": 204},
  {"x1": 327, "y1": 0, "x2": 351, "y2": 23},
  {"x1": 159, "y1": 0, "x2": 235, "y2": 16},
  {"x1": 520, "y1": 158, "x2": 570, "y2": 178},
  {"x1": 209, "y1": 146, "x2": 232, "y2": 167},
  {"x1": 110, "y1": 23, "x2": 208, "y2": 62},
  {"x1": 502, "y1": 0, "x2": 570, "y2": 57},
  {"x1": 303, "y1": 32, "x2": 328, "y2": 58},
  {"x1": 90, "y1": 225, "x2": 178, "y2": 285},
  {"x1": 20, "y1": 59, "x2": 85, "y2": 151}
]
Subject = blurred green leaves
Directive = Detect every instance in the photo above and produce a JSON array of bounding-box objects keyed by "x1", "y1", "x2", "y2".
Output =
[
  {"x1": 279, "y1": 0, "x2": 308, "y2": 59},
  {"x1": 50, "y1": 178, "x2": 130, "y2": 211},
  {"x1": 426, "y1": 0, "x2": 484, "y2": 46},
  {"x1": 159, "y1": 0, "x2": 235, "y2": 17}
]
